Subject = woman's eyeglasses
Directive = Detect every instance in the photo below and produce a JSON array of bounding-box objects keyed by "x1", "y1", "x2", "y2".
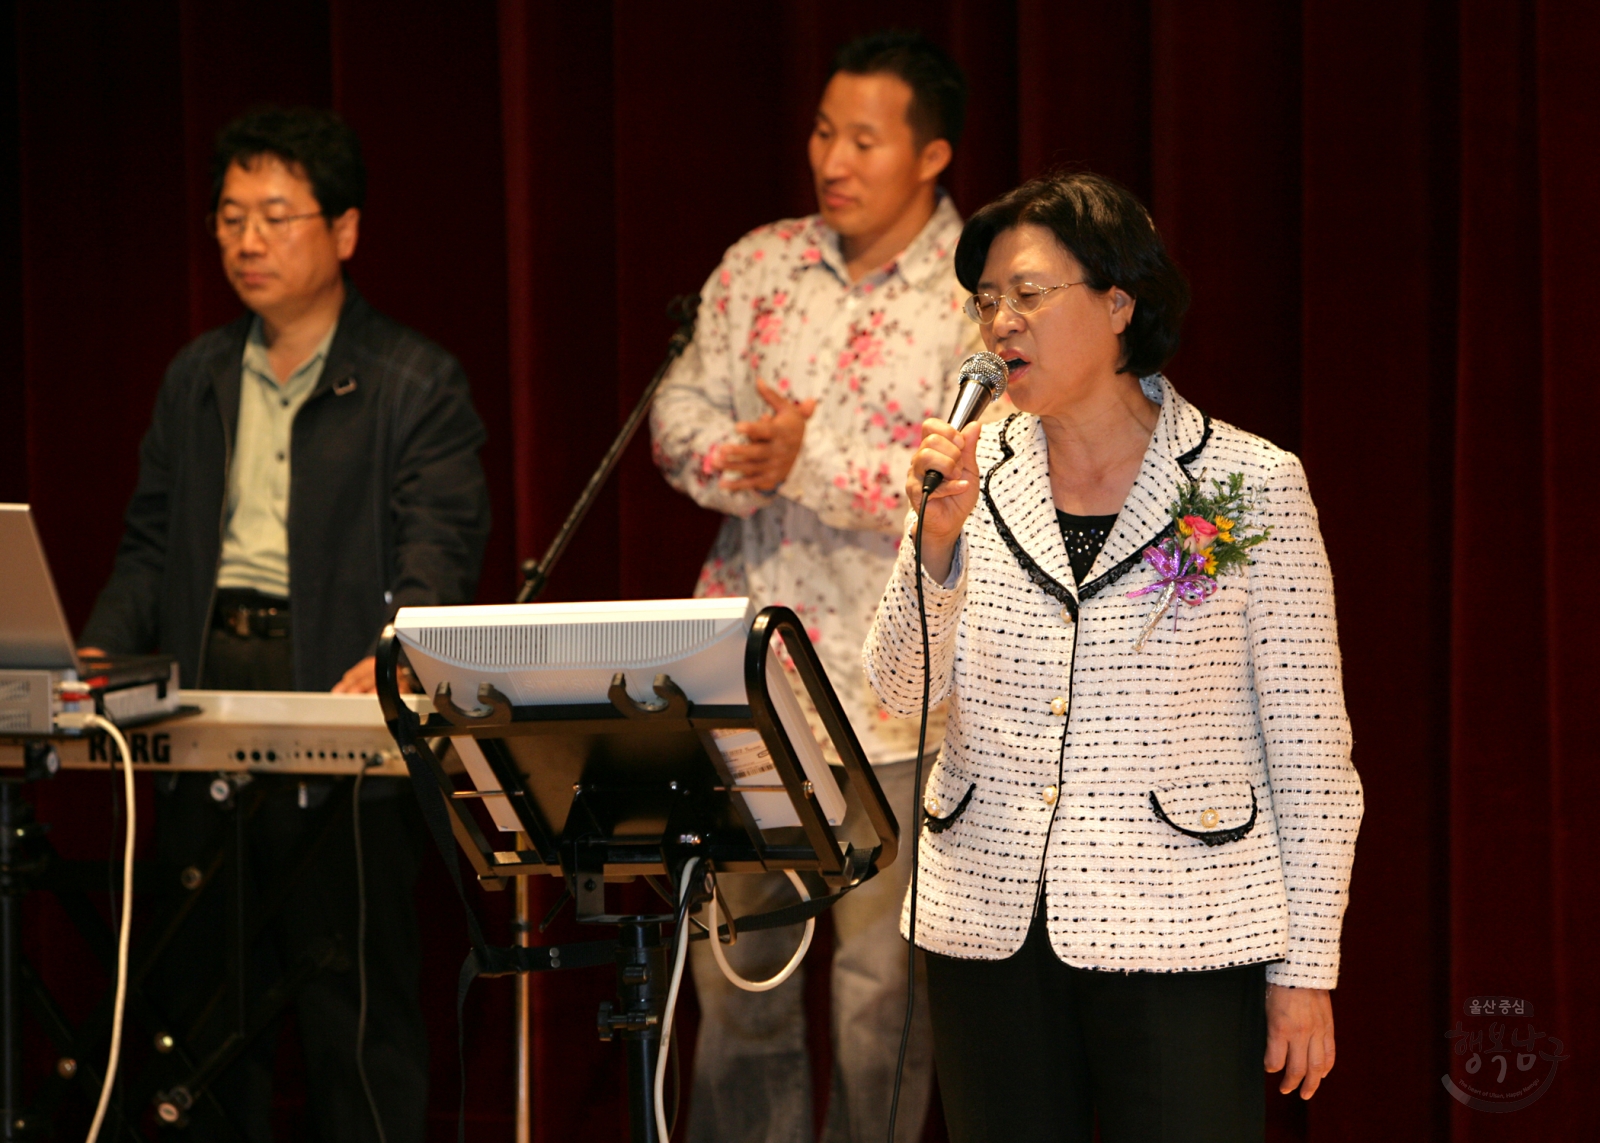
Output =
[{"x1": 963, "y1": 281, "x2": 1085, "y2": 324}]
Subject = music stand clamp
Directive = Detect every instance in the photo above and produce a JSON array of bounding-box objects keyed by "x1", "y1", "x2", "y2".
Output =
[{"x1": 376, "y1": 605, "x2": 898, "y2": 1143}]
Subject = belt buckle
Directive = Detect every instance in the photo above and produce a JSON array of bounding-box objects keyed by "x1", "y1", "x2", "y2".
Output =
[{"x1": 227, "y1": 607, "x2": 253, "y2": 638}]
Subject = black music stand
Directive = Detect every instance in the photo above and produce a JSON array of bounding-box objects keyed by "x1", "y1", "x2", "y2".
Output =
[{"x1": 375, "y1": 605, "x2": 898, "y2": 1143}]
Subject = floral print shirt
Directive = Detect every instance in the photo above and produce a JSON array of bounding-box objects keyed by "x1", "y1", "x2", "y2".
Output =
[{"x1": 650, "y1": 195, "x2": 984, "y2": 764}]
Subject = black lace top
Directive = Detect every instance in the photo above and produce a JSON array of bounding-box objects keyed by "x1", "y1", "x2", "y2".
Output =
[{"x1": 1056, "y1": 510, "x2": 1119, "y2": 585}]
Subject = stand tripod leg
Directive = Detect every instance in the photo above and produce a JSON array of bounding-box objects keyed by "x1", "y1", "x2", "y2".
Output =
[
  {"x1": 0, "y1": 779, "x2": 25, "y2": 1141},
  {"x1": 597, "y1": 920, "x2": 666, "y2": 1143},
  {"x1": 514, "y1": 865, "x2": 532, "y2": 1143},
  {"x1": 623, "y1": 1027, "x2": 659, "y2": 1143}
]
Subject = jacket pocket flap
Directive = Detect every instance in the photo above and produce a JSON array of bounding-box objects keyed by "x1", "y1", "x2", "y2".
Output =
[
  {"x1": 924, "y1": 782, "x2": 975, "y2": 833},
  {"x1": 922, "y1": 757, "x2": 976, "y2": 833},
  {"x1": 1149, "y1": 778, "x2": 1258, "y2": 847}
]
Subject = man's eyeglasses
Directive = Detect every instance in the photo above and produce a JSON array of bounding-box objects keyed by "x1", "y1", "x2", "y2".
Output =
[
  {"x1": 206, "y1": 210, "x2": 325, "y2": 245},
  {"x1": 963, "y1": 281, "x2": 1086, "y2": 324}
]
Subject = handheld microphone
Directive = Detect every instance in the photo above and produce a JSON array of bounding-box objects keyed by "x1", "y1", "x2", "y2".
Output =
[{"x1": 921, "y1": 351, "x2": 1012, "y2": 494}]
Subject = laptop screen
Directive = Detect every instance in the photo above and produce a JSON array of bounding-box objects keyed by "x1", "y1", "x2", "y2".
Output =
[{"x1": 0, "y1": 504, "x2": 81, "y2": 671}]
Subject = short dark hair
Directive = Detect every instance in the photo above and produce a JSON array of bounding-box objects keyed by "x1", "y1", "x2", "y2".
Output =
[
  {"x1": 210, "y1": 107, "x2": 366, "y2": 218},
  {"x1": 955, "y1": 172, "x2": 1190, "y2": 376},
  {"x1": 829, "y1": 30, "x2": 967, "y2": 149}
]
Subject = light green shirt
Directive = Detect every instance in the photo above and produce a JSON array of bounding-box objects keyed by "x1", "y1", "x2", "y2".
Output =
[{"x1": 215, "y1": 318, "x2": 337, "y2": 598}]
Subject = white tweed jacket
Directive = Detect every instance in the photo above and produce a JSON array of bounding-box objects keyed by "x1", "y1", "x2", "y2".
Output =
[{"x1": 863, "y1": 376, "x2": 1362, "y2": 988}]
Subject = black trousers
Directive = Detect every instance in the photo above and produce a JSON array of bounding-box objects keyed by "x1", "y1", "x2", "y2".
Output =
[
  {"x1": 150, "y1": 624, "x2": 428, "y2": 1143},
  {"x1": 924, "y1": 908, "x2": 1267, "y2": 1143}
]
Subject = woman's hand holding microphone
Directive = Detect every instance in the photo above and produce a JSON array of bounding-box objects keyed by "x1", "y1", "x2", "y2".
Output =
[{"x1": 908, "y1": 418, "x2": 983, "y2": 584}]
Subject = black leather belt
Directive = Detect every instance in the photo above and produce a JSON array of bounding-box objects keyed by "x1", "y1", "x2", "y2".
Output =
[{"x1": 213, "y1": 594, "x2": 291, "y2": 638}]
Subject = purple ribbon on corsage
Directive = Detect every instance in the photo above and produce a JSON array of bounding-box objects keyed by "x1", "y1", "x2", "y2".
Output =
[{"x1": 1126, "y1": 539, "x2": 1217, "y2": 651}]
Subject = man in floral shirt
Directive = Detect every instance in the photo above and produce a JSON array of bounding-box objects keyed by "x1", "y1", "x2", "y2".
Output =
[{"x1": 650, "y1": 30, "x2": 981, "y2": 1143}]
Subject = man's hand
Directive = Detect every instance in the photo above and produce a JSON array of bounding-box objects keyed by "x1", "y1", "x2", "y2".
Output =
[
  {"x1": 713, "y1": 379, "x2": 817, "y2": 492},
  {"x1": 332, "y1": 656, "x2": 420, "y2": 695},
  {"x1": 332, "y1": 656, "x2": 378, "y2": 694},
  {"x1": 1265, "y1": 985, "x2": 1337, "y2": 1099}
]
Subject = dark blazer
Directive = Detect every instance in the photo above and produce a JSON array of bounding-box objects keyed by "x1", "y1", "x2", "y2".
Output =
[{"x1": 81, "y1": 285, "x2": 491, "y2": 691}]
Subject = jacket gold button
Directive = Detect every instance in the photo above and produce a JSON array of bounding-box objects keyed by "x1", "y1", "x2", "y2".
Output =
[
  {"x1": 1049, "y1": 696, "x2": 1068, "y2": 716},
  {"x1": 924, "y1": 795, "x2": 941, "y2": 816},
  {"x1": 1200, "y1": 808, "x2": 1220, "y2": 829},
  {"x1": 1041, "y1": 785, "x2": 1058, "y2": 806},
  {"x1": 1060, "y1": 607, "x2": 1074, "y2": 624}
]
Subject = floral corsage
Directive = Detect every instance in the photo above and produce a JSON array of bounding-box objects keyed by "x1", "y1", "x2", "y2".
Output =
[{"x1": 1127, "y1": 473, "x2": 1271, "y2": 651}]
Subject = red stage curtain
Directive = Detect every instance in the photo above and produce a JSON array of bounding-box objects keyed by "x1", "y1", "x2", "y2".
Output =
[{"x1": 3, "y1": 1, "x2": 1597, "y2": 1139}]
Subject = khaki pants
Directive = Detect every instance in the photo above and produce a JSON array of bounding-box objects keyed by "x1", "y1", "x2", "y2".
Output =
[{"x1": 686, "y1": 758, "x2": 934, "y2": 1143}]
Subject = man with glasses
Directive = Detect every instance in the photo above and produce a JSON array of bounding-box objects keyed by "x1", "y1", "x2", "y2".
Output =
[
  {"x1": 650, "y1": 31, "x2": 985, "y2": 1143},
  {"x1": 81, "y1": 107, "x2": 489, "y2": 1143}
]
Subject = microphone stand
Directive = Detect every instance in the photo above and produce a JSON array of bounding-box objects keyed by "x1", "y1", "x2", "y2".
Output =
[
  {"x1": 515, "y1": 294, "x2": 699, "y2": 603},
  {"x1": 508, "y1": 295, "x2": 696, "y2": 1141}
]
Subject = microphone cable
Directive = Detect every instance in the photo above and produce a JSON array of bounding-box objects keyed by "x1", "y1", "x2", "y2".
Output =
[
  {"x1": 105, "y1": 725, "x2": 126, "y2": 1128},
  {"x1": 353, "y1": 767, "x2": 388, "y2": 1143},
  {"x1": 80, "y1": 714, "x2": 134, "y2": 1143},
  {"x1": 654, "y1": 855, "x2": 703, "y2": 1141},
  {"x1": 886, "y1": 486, "x2": 934, "y2": 1143},
  {"x1": 706, "y1": 870, "x2": 814, "y2": 993},
  {"x1": 886, "y1": 354, "x2": 1006, "y2": 1141}
]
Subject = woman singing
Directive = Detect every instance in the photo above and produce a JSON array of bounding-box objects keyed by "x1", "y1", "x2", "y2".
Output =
[{"x1": 863, "y1": 172, "x2": 1362, "y2": 1142}]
